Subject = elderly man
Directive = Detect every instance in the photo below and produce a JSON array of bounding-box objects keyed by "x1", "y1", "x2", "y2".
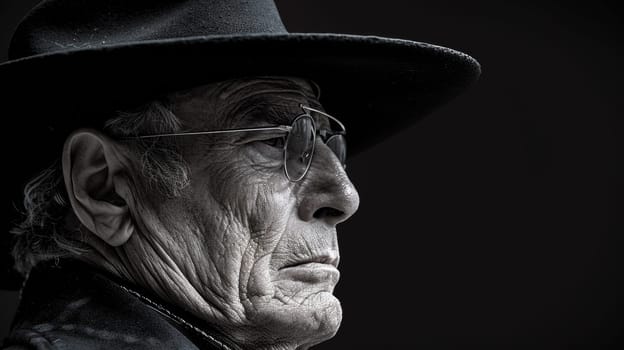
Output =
[{"x1": 1, "y1": 0, "x2": 479, "y2": 349}]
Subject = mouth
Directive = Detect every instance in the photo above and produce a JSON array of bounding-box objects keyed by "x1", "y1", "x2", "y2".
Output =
[
  {"x1": 277, "y1": 253, "x2": 340, "y2": 284},
  {"x1": 280, "y1": 255, "x2": 339, "y2": 270},
  {"x1": 278, "y1": 257, "x2": 340, "y2": 285}
]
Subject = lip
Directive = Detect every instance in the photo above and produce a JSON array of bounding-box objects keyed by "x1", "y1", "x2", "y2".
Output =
[
  {"x1": 278, "y1": 262, "x2": 340, "y2": 284},
  {"x1": 280, "y1": 255, "x2": 339, "y2": 270}
]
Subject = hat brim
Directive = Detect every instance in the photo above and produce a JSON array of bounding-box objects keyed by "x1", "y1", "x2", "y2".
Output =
[
  {"x1": 1, "y1": 33, "x2": 479, "y2": 288},
  {"x1": 2, "y1": 32, "x2": 480, "y2": 150}
]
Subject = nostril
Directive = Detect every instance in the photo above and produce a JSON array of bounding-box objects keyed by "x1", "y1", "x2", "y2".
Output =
[{"x1": 313, "y1": 207, "x2": 344, "y2": 219}]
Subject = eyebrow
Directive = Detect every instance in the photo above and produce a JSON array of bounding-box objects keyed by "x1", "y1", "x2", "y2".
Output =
[{"x1": 236, "y1": 100, "x2": 303, "y2": 127}]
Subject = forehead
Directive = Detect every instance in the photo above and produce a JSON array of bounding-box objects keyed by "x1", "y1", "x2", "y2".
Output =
[{"x1": 170, "y1": 77, "x2": 322, "y2": 130}]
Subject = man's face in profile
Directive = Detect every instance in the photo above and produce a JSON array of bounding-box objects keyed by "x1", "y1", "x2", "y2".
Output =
[
  {"x1": 2, "y1": 1, "x2": 483, "y2": 349},
  {"x1": 123, "y1": 77, "x2": 359, "y2": 347}
]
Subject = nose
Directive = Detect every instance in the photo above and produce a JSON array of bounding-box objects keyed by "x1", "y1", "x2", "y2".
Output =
[{"x1": 297, "y1": 142, "x2": 360, "y2": 226}]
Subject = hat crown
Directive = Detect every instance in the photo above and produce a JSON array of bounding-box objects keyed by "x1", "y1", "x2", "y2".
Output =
[{"x1": 9, "y1": 0, "x2": 288, "y2": 60}]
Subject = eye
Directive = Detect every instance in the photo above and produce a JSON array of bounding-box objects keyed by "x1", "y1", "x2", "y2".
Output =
[{"x1": 260, "y1": 136, "x2": 286, "y2": 149}]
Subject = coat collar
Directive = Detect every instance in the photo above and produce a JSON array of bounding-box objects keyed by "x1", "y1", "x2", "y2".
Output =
[{"x1": 7, "y1": 260, "x2": 243, "y2": 350}]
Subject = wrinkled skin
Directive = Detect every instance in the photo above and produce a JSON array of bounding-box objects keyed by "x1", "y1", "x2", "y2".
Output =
[{"x1": 67, "y1": 77, "x2": 360, "y2": 350}]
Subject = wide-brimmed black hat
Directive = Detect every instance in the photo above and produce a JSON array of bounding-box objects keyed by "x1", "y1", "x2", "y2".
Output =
[{"x1": 1, "y1": 0, "x2": 480, "y2": 289}]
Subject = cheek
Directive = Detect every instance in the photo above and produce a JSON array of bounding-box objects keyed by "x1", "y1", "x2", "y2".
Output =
[
  {"x1": 182, "y1": 149, "x2": 301, "y2": 309},
  {"x1": 196, "y1": 151, "x2": 297, "y2": 267},
  {"x1": 210, "y1": 149, "x2": 294, "y2": 237},
  {"x1": 219, "y1": 156, "x2": 299, "y2": 275}
]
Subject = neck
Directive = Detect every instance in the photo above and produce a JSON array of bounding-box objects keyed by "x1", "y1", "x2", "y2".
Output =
[{"x1": 79, "y1": 233, "x2": 229, "y2": 320}]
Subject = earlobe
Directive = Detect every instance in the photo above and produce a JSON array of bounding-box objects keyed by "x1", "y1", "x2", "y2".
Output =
[{"x1": 62, "y1": 129, "x2": 135, "y2": 247}]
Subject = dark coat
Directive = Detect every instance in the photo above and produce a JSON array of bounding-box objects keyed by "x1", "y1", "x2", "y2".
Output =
[{"x1": 2, "y1": 261, "x2": 242, "y2": 350}]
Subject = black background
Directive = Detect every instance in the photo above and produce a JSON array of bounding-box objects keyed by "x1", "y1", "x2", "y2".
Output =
[{"x1": 1, "y1": 0, "x2": 621, "y2": 348}]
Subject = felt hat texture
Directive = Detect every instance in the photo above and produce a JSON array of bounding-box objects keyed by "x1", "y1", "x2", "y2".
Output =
[{"x1": 1, "y1": 0, "x2": 480, "y2": 289}]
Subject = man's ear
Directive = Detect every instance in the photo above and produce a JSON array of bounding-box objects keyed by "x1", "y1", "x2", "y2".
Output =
[{"x1": 62, "y1": 129, "x2": 134, "y2": 246}]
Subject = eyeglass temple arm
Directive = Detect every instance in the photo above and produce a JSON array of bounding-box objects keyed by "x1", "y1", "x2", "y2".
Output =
[
  {"x1": 123, "y1": 125, "x2": 292, "y2": 139},
  {"x1": 300, "y1": 105, "x2": 347, "y2": 133}
]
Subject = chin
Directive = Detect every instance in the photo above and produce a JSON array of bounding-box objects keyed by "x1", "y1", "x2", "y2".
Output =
[{"x1": 244, "y1": 292, "x2": 343, "y2": 347}]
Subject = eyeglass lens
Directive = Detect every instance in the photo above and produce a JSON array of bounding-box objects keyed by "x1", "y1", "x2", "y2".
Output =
[
  {"x1": 284, "y1": 115, "x2": 347, "y2": 181},
  {"x1": 326, "y1": 134, "x2": 347, "y2": 167},
  {"x1": 284, "y1": 116, "x2": 316, "y2": 181}
]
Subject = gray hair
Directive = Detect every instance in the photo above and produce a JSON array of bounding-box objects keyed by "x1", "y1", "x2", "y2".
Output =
[{"x1": 11, "y1": 100, "x2": 190, "y2": 275}]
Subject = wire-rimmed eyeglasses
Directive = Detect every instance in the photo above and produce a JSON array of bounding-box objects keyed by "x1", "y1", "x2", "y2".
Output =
[{"x1": 126, "y1": 105, "x2": 346, "y2": 182}]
